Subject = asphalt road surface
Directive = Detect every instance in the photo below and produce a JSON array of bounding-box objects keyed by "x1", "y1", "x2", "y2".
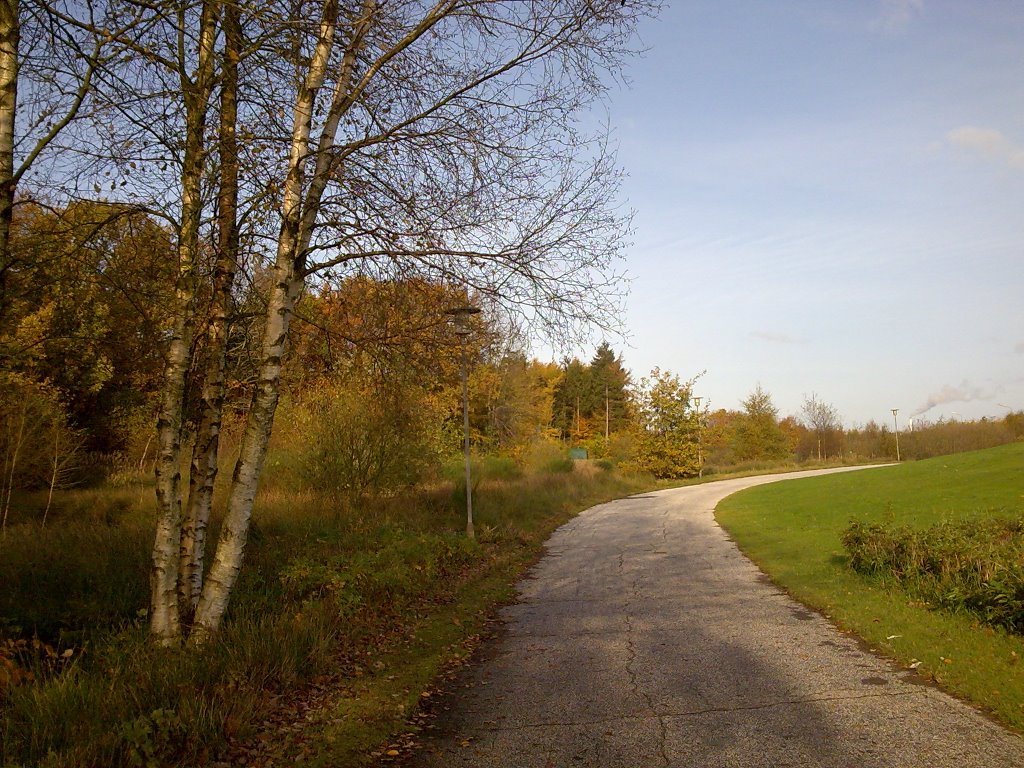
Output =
[{"x1": 406, "y1": 467, "x2": 1024, "y2": 767}]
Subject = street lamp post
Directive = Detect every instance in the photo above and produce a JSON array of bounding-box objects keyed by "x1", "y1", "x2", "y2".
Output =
[
  {"x1": 891, "y1": 408, "x2": 901, "y2": 462},
  {"x1": 693, "y1": 396, "x2": 703, "y2": 478},
  {"x1": 447, "y1": 305, "x2": 481, "y2": 539}
]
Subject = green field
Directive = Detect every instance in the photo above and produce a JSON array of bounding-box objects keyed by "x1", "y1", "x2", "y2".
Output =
[{"x1": 715, "y1": 442, "x2": 1024, "y2": 732}]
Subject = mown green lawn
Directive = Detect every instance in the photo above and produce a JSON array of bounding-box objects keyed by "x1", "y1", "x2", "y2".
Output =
[{"x1": 715, "y1": 442, "x2": 1024, "y2": 732}]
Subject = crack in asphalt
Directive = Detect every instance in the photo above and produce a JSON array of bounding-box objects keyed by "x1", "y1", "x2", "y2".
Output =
[
  {"x1": 403, "y1": 470, "x2": 1024, "y2": 767},
  {"x1": 622, "y1": 567, "x2": 671, "y2": 767},
  {"x1": 431, "y1": 689, "x2": 926, "y2": 736}
]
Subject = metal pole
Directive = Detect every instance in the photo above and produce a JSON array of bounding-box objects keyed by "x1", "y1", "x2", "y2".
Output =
[
  {"x1": 461, "y1": 337, "x2": 474, "y2": 539},
  {"x1": 694, "y1": 396, "x2": 703, "y2": 478},
  {"x1": 891, "y1": 408, "x2": 900, "y2": 462},
  {"x1": 446, "y1": 303, "x2": 480, "y2": 539}
]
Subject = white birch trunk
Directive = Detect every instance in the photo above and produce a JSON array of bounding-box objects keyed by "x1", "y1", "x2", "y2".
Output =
[
  {"x1": 189, "y1": 257, "x2": 304, "y2": 644},
  {"x1": 179, "y1": 0, "x2": 241, "y2": 624},
  {"x1": 0, "y1": 0, "x2": 18, "y2": 298},
  {"x1": 188, "y1": 0, "x2": 341, "y2": 644},
  {"x1": 149, "y1": 0, "x2": 220, "y2": 645}
]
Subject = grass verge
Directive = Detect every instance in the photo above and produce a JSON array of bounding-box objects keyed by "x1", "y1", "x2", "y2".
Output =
[
  {"x1": 0, "y1": 462, "x2": 648, "y2": 767},
  {"x1": 715, "y1": 442, "x2": 1024, "y2": 732}
]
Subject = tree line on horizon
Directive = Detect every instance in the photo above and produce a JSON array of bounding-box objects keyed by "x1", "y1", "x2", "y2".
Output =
[{"x1": 4, "y1": 224, "x2": 1021, "y2": 502}]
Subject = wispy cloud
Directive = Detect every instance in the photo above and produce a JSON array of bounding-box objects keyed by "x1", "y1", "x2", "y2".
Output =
[
  {"x1": 911, "y1": 380, "x2": 990, "y2": 417},
  {"x1": 946, "y1": 126, "x2": 1024, "y2": 170},
  {"x1": 874, "y1": 0, "x2": 924, "y2": 32},
  {"x1": 751, "y1": 331, "x2": 803, "y2": 344}
]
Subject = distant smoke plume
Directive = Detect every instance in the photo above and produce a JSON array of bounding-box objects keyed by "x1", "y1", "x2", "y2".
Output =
[{"x1": 911, "y1": 382, "x2": 986, "y2": 418}]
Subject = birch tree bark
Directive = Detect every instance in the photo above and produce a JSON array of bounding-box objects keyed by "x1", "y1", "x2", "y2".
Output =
[
  {"x1": 149, "y1": 0, "x2": 221, "y2": 644},
  {"x1": 0, "y1": 0, "x2": 17, "y2": 289},
  {"x1": 179, "y1": 0, "x2": 241, "y2": 626},
  {"x1": 190, "y1": 0, "x2": 364, "y2": 644}
]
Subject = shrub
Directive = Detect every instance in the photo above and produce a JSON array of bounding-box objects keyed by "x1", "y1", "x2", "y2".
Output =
[
  {"x1": 0, "y1": 372, "x2": 84, "y2": 528},
  {"x1": 480, "y1": 455, "x2": 523, "y2": 481},
  {"x1": 270, "y1": 380, "x2": 446, "y2": 497},
  {"x1": 0, "y1": 518, "x2": 151, "y2": 643},
  {"x1": 842, "y1": 516, "x2": 1024, "y2": 633},
  {"x1": 522, "y1": 440, "x2": 573, "y2": 475}
]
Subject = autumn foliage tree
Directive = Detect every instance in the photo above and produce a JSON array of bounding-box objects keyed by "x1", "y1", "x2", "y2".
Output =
[
  {"x1": 733, "y1": 384, "x2": 791, "y2": 462},
  {"x1": 283, "y1": 277, "x2": 483, "y2": 495},
  {"x1": 0, "y1": 202, "x2": 174, "y2": 450},
  {"x1": 629, "y1": 367, "x2": 701, "y2": 479}
]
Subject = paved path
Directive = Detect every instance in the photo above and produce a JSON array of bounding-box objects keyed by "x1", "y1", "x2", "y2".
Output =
[{"x1": 407, "y1": 467, "x2": 1024, "y2": 767}]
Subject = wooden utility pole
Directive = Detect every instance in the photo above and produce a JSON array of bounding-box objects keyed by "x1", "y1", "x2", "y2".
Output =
[{"x1": 605, "y1": 384, "x2": 609, "y2": 442}]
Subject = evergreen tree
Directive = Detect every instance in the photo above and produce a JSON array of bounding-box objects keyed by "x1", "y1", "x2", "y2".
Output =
[
  {"x1": 586, "y1": 342, "x2": 632, "y2": 438},
  {"x1": 552, "y1": 357, "x2": 590, "y2": 441},
  {"x1": 552, "y1": 343, "x2": 632, "y2": 442}
]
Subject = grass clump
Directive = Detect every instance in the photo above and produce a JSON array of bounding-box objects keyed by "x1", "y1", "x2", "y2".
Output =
[
  {"x1": 842, "y1": 517, "x2": 1024, "y2": 633},
  {"x1": 0, "y1": 518, "x2": 151, "y2": 643}
]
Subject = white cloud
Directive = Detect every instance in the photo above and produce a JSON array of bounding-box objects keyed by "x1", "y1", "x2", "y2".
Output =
[
  {"x1": 946, "y1": 126, "x2": 1024, "y2": 170},
  {"x1": 875, "y1": 0, "x2": 925, "y2": 32}
]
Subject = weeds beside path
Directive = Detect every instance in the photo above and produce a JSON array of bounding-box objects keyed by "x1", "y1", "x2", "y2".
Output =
[
  {"x1": 1, "y1": 455, "x2": 889, "y2": 767},
  {"x1": 0, "y1": 463, "x2": 649, "y2": 767}
]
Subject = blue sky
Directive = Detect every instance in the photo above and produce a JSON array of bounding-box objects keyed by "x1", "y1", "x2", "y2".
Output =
[{"x1": 598, "y1": 0, "x2": 1024, "y2": 426}]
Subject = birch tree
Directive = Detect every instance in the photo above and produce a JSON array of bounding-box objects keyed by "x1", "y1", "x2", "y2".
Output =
[
  {"x1": 178, "y1": 0, "x2": 241, "y2": 628},
  {"x1": 800, "y1": 392, "x2": 842, "y2": 461},
  {"x1": 134, "y1": 0, "x2": 658, "y2": 645},
  {"x1": 142, "y1": 0, "x2": 223, "y2": 644}
]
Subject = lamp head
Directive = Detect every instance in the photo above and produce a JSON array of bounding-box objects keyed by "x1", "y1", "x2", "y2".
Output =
[{"x1": 446, "y1": 305, "x2": 481, "y2": 336}]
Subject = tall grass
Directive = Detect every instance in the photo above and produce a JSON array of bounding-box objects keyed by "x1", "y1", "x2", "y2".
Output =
[
  {"x1": 0, "y1": 457, "x2": 648, "y2": 767},
  {"x1": 842, "y1": 517, "x2": 1024, "y2": 633}
]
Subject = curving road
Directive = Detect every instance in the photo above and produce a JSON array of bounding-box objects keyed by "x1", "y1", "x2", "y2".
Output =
[{"x1": 406, "y1": 467, "x2": 1024, "y2": 767}]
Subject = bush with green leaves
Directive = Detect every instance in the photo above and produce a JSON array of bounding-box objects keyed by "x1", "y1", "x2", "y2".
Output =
[
  {"x1": 842, "y1": 516, "x2": 1024, "y2": 633},
  {"x1": 279, "y1": 379, "x2": 447, "y2": 498},
  {"x1": 627, "y1": 368, "x2": 701, "y2": 479}
]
